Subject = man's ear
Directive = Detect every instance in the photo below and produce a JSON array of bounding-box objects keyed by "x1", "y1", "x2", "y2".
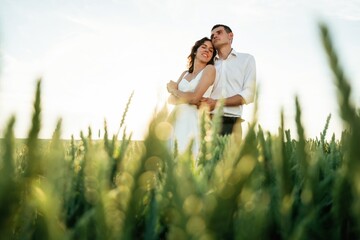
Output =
[{"x1": 229, "y1": 32, "x2": 234, "y2": 41}]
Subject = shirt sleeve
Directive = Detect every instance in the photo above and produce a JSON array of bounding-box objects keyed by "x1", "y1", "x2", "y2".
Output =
[{"x1": 239, "y1": 55, "x2": 256, "y2": 104}]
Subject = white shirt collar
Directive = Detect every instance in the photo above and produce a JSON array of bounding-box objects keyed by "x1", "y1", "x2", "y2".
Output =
[{"x1": 215, "y1": 48, "x2": 237, "y2": 60}]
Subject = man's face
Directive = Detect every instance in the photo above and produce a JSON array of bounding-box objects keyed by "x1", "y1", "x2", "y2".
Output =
[{"x1": 210, "y1": 26, "x2": 232, "y2": 48}]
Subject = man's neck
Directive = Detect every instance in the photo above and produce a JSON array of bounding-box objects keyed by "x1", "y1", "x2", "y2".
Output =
[{"x1": 218, "y1": 45, "x2": 233, "y2": 60}]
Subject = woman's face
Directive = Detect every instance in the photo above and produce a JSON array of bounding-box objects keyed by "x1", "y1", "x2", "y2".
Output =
[{"x1": 195, "y1": 40, "x2": 214, "y2": 63}]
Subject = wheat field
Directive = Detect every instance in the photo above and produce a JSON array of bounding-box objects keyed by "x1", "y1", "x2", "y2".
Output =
[{"x1": 0, "y1": 23, "x2": 359, "y2": 240}]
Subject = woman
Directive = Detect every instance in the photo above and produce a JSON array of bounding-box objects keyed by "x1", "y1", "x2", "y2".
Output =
[{"x1": 167, "y1": 37, "x2": 216, "y2": 158}]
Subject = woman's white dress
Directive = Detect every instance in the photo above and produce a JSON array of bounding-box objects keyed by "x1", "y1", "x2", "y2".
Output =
[{"x1": 169, "y1": 70, "x2": 213, "y2": 158}]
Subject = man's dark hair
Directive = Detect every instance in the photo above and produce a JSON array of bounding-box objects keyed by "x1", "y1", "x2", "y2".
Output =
[{"x1": 211, "y1": 24, "x2": 232, "y2": 33}]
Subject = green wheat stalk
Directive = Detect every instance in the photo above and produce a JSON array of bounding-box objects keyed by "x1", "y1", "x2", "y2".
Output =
[{"x1": 116, "y1": 91, "x2": 134, "y2": 139}]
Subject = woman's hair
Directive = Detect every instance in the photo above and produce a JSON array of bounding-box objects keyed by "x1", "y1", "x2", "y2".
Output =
[{"x1": 187, "y1": 37, "x2": 216, "y2": 73}]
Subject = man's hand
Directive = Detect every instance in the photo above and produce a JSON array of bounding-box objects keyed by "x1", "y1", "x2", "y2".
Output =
[
  {"x1": 167, "y1": 80, "x2": 178, "y2": 93},
  {"x1": 200, "y1": 97, "x2": 217, "y2": 111}
]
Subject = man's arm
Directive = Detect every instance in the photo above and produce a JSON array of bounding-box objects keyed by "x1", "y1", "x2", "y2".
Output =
[
  {"x1": 224, "y1": 95, "x2": 246, "y2": 106},
  {"x1": 238, "y1": 55, "x2": 256, "y2": 104},
  {"x1": 201, "y1": 94, "x2": 245, "y2": 111}
]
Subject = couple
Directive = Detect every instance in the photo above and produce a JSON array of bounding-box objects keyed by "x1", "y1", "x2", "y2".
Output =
[{"x1": 167, "y1": 24, "x2": 257, "y2": 158}]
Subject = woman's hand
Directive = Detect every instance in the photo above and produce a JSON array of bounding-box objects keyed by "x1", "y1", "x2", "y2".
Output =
[{"x1": 167, "y1": 80, "x2": 178, "y2": 93}]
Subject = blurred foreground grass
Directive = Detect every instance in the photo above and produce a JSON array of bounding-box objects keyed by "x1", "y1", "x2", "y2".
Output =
[{"x1": 1, "y1": 24, "x2": 360, "y2": 240}]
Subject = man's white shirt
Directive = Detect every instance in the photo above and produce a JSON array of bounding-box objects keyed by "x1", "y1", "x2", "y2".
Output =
[{"x1": 210, "y1": 49, "x2": 256, "y2": 118}]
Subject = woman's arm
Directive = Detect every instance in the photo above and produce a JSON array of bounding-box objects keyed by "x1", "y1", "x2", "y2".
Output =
[
  {"x1": 170, "y1": 65, "x2": 215, "y2": 105},
  {"x1": 167, "y1": 70, "x2": 187, "y2": 105}
]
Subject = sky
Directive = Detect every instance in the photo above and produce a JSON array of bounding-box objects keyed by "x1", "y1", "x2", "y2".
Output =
[{"x1": 0, "y1": 0, "x2": 359, "y2": 140}]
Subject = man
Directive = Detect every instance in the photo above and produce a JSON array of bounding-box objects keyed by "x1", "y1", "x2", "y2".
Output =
[{"x1": 202, "y1": 24, "x2": 256, "y2": 137}]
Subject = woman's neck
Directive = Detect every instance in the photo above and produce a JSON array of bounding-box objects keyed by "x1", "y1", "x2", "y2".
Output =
[{"x1": 192, "y1": 60, "x2": 206, "y2": 74}]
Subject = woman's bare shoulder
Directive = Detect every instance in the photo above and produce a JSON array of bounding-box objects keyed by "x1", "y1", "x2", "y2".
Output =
[{"x1": 203, "y1": 64, "x2": 216, "y2": 73}]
